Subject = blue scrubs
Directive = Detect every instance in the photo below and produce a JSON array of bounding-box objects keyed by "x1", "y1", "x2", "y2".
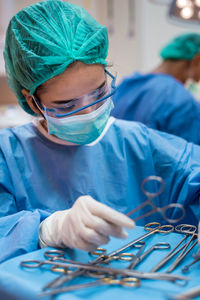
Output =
[
  {"x1": 0, "y1": 119, "x2": 200, "y2": 262},
  {"x1": 111, "y1": 72, "x2": 200, "y2": 144}
]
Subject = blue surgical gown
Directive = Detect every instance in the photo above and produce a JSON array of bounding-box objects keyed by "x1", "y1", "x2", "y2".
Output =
[
  {"x1": 111, "y1": 72, "x2": 200, "y2": 144},
  {"x1": 0, "y1": 119, "x2": 200, "y2": 262}
]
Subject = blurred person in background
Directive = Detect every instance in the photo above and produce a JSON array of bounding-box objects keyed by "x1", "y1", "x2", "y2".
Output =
[{"x1": 111, "y1": 33, "x2": 200, "y2": 144}]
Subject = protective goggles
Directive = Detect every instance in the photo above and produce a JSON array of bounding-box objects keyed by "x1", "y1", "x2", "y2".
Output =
[{"x1": 33, "y1": 69, "x2": 116, "y2": 118}]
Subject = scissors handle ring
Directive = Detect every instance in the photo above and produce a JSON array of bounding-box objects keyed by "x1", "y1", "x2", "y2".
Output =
[
  {"x1": 89, "y1": 248, "x2": 107, "y2": 256},
  {"x1": 106, "y1": 255, "x2": 122, "y2": 261},
  {"x1": 141, "y1": 176, "x2": 165, "y2": 198},
  {"x1": 44, "y1": 249, "x2": 65, "y2": 259},
  {"x1": 175, "y1": 224, "x2": 197, "y2": 234},
  {"x1": 157, "y1": 224, "x2": 174, "y2": 233},
  {"x1": 103, "y1": 277, "x2": 140, "y2": 287},
  {"x1": 144, "y1": 222, "x2": 161, "y2": 231},
  {"x1": 20, "y1": 260, "x2": 42, "y2": 268},
  {"x1": 118, "y1": 253, "x2": 135, "y2": 261},
  {"x1": 51, "y1": 265, "x2": 71, "y2": 274},
  {"x1": 161, "y1": 203, "x2": 185, "y2": 224},
  {"x1": 120, "y1": 277, "x2": 141, "y2": 287}
]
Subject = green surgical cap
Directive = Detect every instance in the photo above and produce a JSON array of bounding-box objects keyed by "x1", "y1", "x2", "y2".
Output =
[
  {"x1": 160, "y1": 33, "x2": 200, "y2": 61},
  {"x1": 4, "y1": 0, "x2": 108, "y2": 115}
]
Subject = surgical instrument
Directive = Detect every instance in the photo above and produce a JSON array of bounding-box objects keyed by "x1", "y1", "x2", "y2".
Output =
[
  {"x1": 182, "y1": 249, "x2": 200, "y2": 273},
  {"x1": 127, "y1": 176, "x2": 185, "y2": 223},
  {"x1": 88, "y1": 242, "x2": 145, "y2": 278},
  {"x1": 38, "y1": 265, "x2": 188, "y2": 297},
  {"x1": 130, "y1": 242, "x2": 170, "y2": 270},
  {"x1": 167, "y1": 239, "x2": 198, "y2": 273},
  {"x1": 90, "y1": 241, "x2": 145, "y2": 263},
  {"x1": 21, "y1": 250, "x2": 188, "y2": 282},
  {"x1": 38, "y1": 277, "x2": 141, "y2": 297},
  {"x1": 167, "y1": 224, "x2": 198, "y2": 273},
  {"x1": 151, "y1": 224, "x2": 197, "y2": 272},
  {"x1": 42, "y1": 222, "x2": 174, "y2": 290},
  {"x1": 168, "y1": 285, "x2": 200, "y2": 300},
  {"x1": 126, "y1": 241, "x2": 146, "y2": 270},
  {"x1": 89, "y1": 248, "x2": 135, "y2": 262},
  {"x1": 21, "y1": 257, "x2": 156, "y2": 278}
]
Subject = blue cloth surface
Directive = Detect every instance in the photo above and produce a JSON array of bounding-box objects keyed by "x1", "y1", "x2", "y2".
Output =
[
  {"x1": 111, "y1": 72, "x2": 200, "y2": 144},
  {"x1": 0, "y1": 226, "x2": 199, "y2": 300},
  {"x1": 0, "y1": 119, "x2": 200, "y2": 263}
]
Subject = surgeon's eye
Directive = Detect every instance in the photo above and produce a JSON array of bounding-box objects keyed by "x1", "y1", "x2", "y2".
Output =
[
  {"x1": 93, "y1": 86, "x2": 108, "y2": 100},
  {"x1": 56, "y1": 104, "x2": 76, "y2": 111},
  {"x1": 97, "y1": 90, "x2": 107, "y2": 99}
]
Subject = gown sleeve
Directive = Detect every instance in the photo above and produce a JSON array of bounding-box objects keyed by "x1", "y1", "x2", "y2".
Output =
[
  {"x1": 0, "y1": 150, "x2": 50, "y2": 263},
  {"x1": 145, "y1": 124, "x2": 200, "y2": 225}
]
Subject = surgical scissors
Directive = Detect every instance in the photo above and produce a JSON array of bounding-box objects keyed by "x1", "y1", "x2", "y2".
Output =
[
  {"x1": 127, "y1": 176, "x2": 185, "y2": 223},
  {"x1": 42, "y1": 222, "x2": 174, "y2": 290}
]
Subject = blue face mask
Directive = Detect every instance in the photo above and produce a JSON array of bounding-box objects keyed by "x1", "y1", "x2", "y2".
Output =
[{"x1": 45, "y1": 98, "x2": 114, "y2": 145}]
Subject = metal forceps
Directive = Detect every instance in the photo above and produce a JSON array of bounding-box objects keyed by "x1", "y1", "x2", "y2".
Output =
[
  {"x1": 89, "y1": 247, "x2": 136, "y2": 262},
  {"x1": 167, "y1": 225, "x2": 198, "y2": 273},
  {"x1": 129, "y1": 242, "x2": 170, "y2": 270},
  {"x1": 20, "y1": 250, "x2": 188, "y2": 291},
  {"x1": 42, "y1": 222, "x2": 174, "y2": 291},
  {"x1": 182, "y1": 248, "x2": 200, "y2": 273},
  {"x1": 168, "y1": 286, "x2": 200, "y2": 300},
  {"x1": 89, "y1": 241, "x2": 146, "y2": 264},
  {"x1": 127, "y1": 176, "x2": 185, "y2": 223},
  {"x1": 151, "y1": 224, "x2": 197, "y2": 272},
  {"x1": 38, "y1": 277, "x2": 141, "y2": 297}
]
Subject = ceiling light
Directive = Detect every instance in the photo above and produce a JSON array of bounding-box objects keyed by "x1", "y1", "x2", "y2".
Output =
[
  {"x1": 180, "y1": 6, "x2": 194, "y2": 18},
  {"x1": 176, "y1": 0, "x2": 192, "y2": 8}
]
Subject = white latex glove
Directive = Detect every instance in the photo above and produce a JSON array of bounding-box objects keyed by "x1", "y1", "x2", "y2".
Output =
[{"x1": 39, "y1": 195, "x2": 135, "y2": 251}]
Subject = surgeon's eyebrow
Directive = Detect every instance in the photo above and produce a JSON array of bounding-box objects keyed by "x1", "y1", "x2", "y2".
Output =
[{"x1": 52, "y1": 80, "x2": 106, "y2": 104}]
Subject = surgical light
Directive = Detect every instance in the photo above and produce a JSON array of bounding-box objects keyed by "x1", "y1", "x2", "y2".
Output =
[
  {"x1": 180, "y1": 6, "x2": 194, "y2": 18},
  {"x1": 176, "y1": 0, "x2": 192, "y2": 8},
  {"x1": 169, "y1": 0, "x2": 200, "y2": 25},
  {"x1": 195, "y1": 0, "x2": 200, "y2": 7}
]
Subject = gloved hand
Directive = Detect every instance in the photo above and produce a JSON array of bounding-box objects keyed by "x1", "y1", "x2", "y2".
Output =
[{"x1": 39, "y1": 195, "x2": 135, "y2": 251}]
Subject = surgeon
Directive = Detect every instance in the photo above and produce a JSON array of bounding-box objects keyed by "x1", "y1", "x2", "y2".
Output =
[
  {"x1": 1, "y1": 0, "x2": 200, "y2": 263},
  {"x1": 111, "y1": 33, "x2": 200, "y2": 144}
]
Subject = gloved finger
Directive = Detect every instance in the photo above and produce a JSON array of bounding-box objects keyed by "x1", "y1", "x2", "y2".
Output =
[
  {"x1": 73, "y1": 237, "x2": 99, "y2": 252},
  {"x1": 62, "y1": 229, "x2": 98, "y2": 251},
  {"x1": 84, "y1": 214, "x2": 128, "y2": 239},
  {"x1": 79, "y1": 226, "x2": 110, "y2": 246},
  {"x1": 62, "y1": 215, "x2": 109, "y2": 250},
  {"x1": 86, "y1": 197, "x2": 135, "y2": 229},
  {"x1": 97, "y1": 223, "x2": 128, "y2": 239}
]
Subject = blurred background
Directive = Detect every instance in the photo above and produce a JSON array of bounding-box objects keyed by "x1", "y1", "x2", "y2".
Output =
[{"x1": 0, "y1": 0, "x2": 200, "y2": 128}]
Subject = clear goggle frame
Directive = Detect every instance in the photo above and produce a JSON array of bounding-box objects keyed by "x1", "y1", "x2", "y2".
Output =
[{"x1": 33, "y1": 69, "x2": 116, "y2": 118}]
